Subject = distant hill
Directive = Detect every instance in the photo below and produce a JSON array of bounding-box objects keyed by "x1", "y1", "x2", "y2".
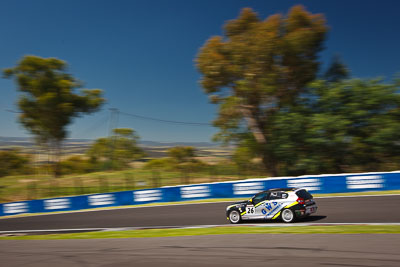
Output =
[
  {"x1": 139, "y1": 140, "x2": 220, "y2": 148},
  {"x1": 0, "y1": 136, "x2": 232, "y2": 160},
  {"x1": 0, "y1": 136, "x2": 220, "y2": 148}
]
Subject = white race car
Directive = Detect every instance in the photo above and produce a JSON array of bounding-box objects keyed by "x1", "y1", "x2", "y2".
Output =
[{"x1": 226, "y1": 188, "x2": 317, "y2": 223}]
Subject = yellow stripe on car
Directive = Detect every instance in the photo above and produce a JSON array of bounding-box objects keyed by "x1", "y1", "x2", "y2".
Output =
[
  {"x1": 284, "y1": 201, "x2": 298, "y2": 208},
  {"x1": 254, "y1": 201, "x2": 265, "y2": 208},
  {"x1": 241, "y1": 211, "x2": 246, "y2": 216},
  {"x1": 272, "y1": 211, "x2": 281, "y2": 219}
]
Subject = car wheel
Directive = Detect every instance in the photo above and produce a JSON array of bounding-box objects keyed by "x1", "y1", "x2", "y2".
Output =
[
  {"x1": 229, "y1": 210, "x2": 241, "y2": 224},
  {"x1": 281, "y1": 208, "x2": 296, "y2": 223}
]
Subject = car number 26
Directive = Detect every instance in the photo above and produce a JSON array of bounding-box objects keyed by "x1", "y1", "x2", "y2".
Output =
[{"x1": 246, "y1": 206, "x2": 255, "y2": 214}]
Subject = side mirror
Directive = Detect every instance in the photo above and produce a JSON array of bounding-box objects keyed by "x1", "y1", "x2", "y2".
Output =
[{"x1": 248, "y1": 198, "x2": 253, "y2": 203}]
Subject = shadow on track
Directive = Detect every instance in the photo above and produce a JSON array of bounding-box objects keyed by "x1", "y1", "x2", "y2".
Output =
[
  {"x1": 238, "y1": 215, "x2": 327, "y2": 224},
  {"x1": 298, "y1": 215, "x2": 327, "y2": 222}
]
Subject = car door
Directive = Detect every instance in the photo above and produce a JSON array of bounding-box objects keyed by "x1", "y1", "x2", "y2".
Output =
[
  {"x1": 257, "y1": 191, "x2": 289, "y2": 219},
  {"x1": 244, "y1": 192, "x2": 269, "y2": 219}
]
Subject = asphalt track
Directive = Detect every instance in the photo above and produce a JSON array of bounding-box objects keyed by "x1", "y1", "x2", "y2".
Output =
[
  {"x1": 1, "y1": 234, "x2": 400, "y2": 266},
  {"x1": 1, "y1": 195, "x2": 400, "y2": 231}
]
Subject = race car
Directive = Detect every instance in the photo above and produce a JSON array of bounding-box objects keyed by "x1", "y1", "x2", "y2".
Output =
[{"x1": 226, "y1": 188, "x2": 317, "y2": 223}]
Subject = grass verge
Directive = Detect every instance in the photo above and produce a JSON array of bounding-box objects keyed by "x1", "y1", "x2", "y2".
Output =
[{"x1": 1, "y1": 225, "x2": 400, "y2": 240}]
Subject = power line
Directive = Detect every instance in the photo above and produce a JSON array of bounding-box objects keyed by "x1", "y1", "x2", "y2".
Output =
[
  {"x1": 108, "y1": 108, "x2": 120, "y2": 135},
  {"x1": 119, "y1": 111, "x2": 213, "y2": 126},
  {"x1": 74, "y1": 114, "x2": 109, "y2": 138}
]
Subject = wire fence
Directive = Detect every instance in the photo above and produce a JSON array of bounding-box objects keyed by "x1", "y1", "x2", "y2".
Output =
[{"x1": 0, "y1": 165, "x2": 263, "y2": 203}]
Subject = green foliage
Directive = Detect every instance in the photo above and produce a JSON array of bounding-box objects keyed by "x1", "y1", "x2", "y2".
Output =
[
  {"x1": 270, "y1": 78, "x2": 400, "y2": 175},
  {"x1": 145, "y1": 157, "x2": 207, "y2": 173},
  {"x1": 196, "y1": 6, "x2": 328, "y2": 175},
  {"x1": 196, "y1": 5, "x2": 400, "y2": 175},
  {"x1": 163, "y1": 146, "x2": 208, "y2": 172},
  {"x1": 324, "y1": 55, "x2": 350, "y2": 83},
  {"x1": 167, "y1": 146, "x2": 196, "y2": 163},
  {"x1": 4, "y1": 55, "x2": 105, "y2": 176},
  {"x1": 144, "y1": 158, "x2": 175, "y2": 171},
  {"x1": 0, "y1": 149, "x2": 33, "y2": 177},
  {"x1": 179, "y1": 160, "x2": 208, "y2": 173},
  {"x1": 86, "y1": 128, "x2": 146, "y2": 170},
  {"x1": 232, "y1": 140, "x2": 256, "y2": 170},
  {"x1": 60, "y1": 155, "x2": 96, "y2": 175}
]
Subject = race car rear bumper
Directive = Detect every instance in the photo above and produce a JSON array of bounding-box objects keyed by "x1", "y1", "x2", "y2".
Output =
[
  {"x1": 295, "y1": 204, "x2": 317, "y2": 218},
  {"x1": 306, "y1": 204, "x2": 317, "y2": 215}
]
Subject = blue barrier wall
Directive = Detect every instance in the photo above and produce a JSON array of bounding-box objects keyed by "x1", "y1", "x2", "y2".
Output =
[{"x1": 1, "y1": 171, "x2": 399, "y2": 217}]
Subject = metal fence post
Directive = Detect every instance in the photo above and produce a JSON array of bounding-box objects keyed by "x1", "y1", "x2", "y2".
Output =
[
  {"x1": 152, "y1": 171, "x2": 160, "y2": 188},
  {"x1": 26, "y1": 181, "x2": 37, "y2": 200},
  {"x1": 74, "y1": 177, "x2": 84, "y2": 195},
  {"x1": 125, "y1": 172, "x2": 135, "y2": 191},
  {"x1": 99, "y1": 176, "x2": 109, "y2": 193}
]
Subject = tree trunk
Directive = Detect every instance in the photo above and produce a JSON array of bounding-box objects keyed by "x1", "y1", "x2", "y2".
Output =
[
  {"x1": 239, "y1": 105, "x2": 278, "y2": 176},
  {"x1": 239, "y1": 105, "x2": 267, "y2": 144},
  {"x1": 261, "y1": 153, "x2": 278, "y2": 177},
  {"x1": 53, "y1": 140, "x2": 62, "y2": 177}
]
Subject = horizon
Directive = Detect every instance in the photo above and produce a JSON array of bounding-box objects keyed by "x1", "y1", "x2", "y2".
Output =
[{"x1": 0, "y1": 135, "x2": 224, "y2": 147}]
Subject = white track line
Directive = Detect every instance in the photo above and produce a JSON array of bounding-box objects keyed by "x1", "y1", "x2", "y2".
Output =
[
  {"x1": 1, "y1": 223, "x2": 400, "y2": 234},
  {"x1": 0, "y1": 228, "x2": 108, "y2": 234}
]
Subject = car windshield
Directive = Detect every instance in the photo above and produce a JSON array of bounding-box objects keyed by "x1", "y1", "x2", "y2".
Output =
[
  {"x1": 252, "y1": 192, "x2": 268, "y2": 205},
  {"x1": 296, "y1": 189, "x2": 313, "y2": 199}
]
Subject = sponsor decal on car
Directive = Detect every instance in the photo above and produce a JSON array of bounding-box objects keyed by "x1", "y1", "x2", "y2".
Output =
[
  {"x1": 261, "y1": 209, "x2": 267, "y2": 215},
  {"x1": 44, "y1": 198, "x2": 70, "y2": 210},
  {"x1": 3, "y1": 202, "x2": 28, "y2": 214},
  {"x1": 88, "y1": 194, "x2": 115, "y2": 206},
  {"x1": 266, "y1": 202, "x2": 283, "y2": 216},
  {"x1": 180, "y1": 186, "x2": 210, "y2": 199},
  {"x1": 346, "y1": 175, "x2": 384, "y2": 189},
  {"x1": 287, "y1": 178, "x2": 321, "y2": 191},
  {"x1": 134, "y1": 190, "x2": 162, "y2": 202},
  {"x1": 233, "y1": 182, "x2": 264, "y2": 195}
]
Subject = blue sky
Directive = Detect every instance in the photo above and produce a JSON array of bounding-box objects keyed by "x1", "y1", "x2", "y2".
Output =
[{"x1": 1, "y1": 0, "x2": 399, "y2": 142}]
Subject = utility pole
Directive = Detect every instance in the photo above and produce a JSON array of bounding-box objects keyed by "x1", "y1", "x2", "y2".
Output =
[
  {"x1": 5, "y1": 109, "x2": 41, "y2": 176},
  {"x1": 108, "y1": 108, "x2": 119, "y2": 170},
  {"x1": 108, "y1": 108, "x2": 119, "y2": 137}
]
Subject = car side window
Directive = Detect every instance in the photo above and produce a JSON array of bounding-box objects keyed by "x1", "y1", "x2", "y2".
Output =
[
  {"x1": 252, "y1": 192, "x2": 269, "y2": 205},
  {"x1": 269, "y1": 191, "x2": 288, "y2": 200}
]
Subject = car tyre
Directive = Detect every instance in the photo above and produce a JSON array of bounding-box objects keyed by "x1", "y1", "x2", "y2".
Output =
[
  {"x1": 281, "y1": 208, "x2": 296, "y2": 223},
  {"x1": 228, "y1": 210, "x2": 241, "y2": 224}
]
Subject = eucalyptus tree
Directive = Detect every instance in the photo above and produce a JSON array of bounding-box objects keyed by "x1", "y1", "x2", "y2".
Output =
[
  {"x1": 196, "y1": 6, "x2": 327, "y2": 175},
  {"x1": 4, "y1": 55, "x2": 105, "y2": 176}
]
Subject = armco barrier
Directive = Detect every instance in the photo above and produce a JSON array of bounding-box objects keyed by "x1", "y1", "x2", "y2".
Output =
[{"x1": 1, "y1": 171, "x2": 399, "y2": 217}]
